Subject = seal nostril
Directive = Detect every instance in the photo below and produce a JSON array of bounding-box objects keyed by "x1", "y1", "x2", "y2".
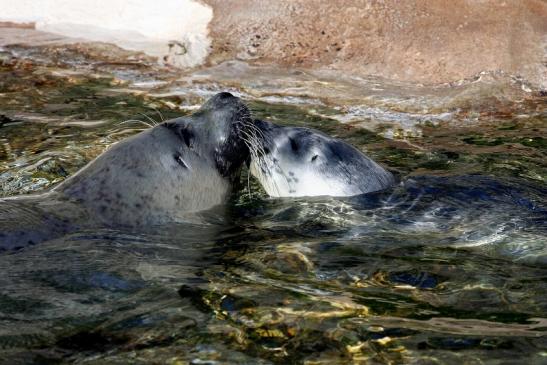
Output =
[{"x1": 311, "y1": 155, "x2": 319, "y2": 162}]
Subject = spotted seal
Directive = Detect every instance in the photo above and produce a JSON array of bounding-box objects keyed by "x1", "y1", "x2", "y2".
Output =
[
  {"x1": 0, "y1": 92, "x2": 251, "y2": 250},
  {"x1": 244, "y1": 119, "x2": 394, "y2": 197}
]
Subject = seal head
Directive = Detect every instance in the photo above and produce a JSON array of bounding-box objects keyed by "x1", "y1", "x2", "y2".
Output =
[
  {"x1": 244, "y1": 119, "x2": 394, "y2": 197},
  {"x1": 55, "y1": 92, "x2": 251, "y2": 226},
  {"x1": 163, "y1": 92, "x2": 249, "y2": 182}
]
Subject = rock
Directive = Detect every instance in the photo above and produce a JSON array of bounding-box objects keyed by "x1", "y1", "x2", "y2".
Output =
[{"x1": 204, "y1": 0, "x2": 547, "y2": 88}]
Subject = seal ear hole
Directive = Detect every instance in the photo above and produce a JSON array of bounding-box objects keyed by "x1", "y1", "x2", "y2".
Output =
[
  {"x1": 164, "y1": 122, "x2": 194, "y2": 148},
  {"x1": 311, "y1": 155, "x2": 319, "y2": 162},
  {"x1": 182, "y1": 126, "x2": 194, "y2": 148}
]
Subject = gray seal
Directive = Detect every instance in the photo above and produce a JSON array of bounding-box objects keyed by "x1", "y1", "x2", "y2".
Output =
[
  {"x1": 244, "y1": 119, "x2": 394, "y2": 197},
  {"x1": 0, "y1": 92, "x2": 251, "y2": 251}
]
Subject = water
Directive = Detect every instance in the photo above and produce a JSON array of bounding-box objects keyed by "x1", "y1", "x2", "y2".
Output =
[{"x1": 0, "y1": 42, "x2": 546, "y2": 364}]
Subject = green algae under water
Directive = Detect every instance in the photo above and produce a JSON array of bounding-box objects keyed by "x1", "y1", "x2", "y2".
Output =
[{"x1": 0, "y1": 44, "x2": 546, "y2": 364}]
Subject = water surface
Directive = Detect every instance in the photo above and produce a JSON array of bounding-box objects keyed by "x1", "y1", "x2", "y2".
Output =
[{"x1": 0, "y1": 42, "x2": 546, "y2": 364}]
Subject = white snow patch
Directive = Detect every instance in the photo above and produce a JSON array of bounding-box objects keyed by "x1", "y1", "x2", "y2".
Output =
[{"x1": 0, "y1": 0, "x2": 212, "y2": 68}]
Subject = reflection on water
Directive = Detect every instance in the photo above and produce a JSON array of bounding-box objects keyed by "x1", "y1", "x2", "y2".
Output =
[{"x1": 0, "y1": 43, "x2": 546, "y2": 364}]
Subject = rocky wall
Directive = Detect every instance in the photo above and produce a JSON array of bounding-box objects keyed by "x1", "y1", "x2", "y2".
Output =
[{"x1": 204, "y1": 0, "x2": 547, "y2": 87}]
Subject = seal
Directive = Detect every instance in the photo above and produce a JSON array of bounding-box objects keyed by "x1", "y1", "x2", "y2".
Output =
[
  {"x1": 244, "y1": 119, "x2": 395, "y2": 197},
  {"x1": 0, "y1": 92, "x2": 251, "y2": 251}
]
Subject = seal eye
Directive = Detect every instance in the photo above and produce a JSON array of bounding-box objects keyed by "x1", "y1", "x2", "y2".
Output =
[
  {"x1": 174, "y1": 153, "x2": 188, "y2": 169},
  {"x1": 289, "y1": 137, "x2": 299, "y2": 152},
  {"x1": 311, "y1": 155, "x2": 319, "y2": 162}
]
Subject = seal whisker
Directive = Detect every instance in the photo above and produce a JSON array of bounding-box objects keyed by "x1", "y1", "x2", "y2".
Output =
[
  {"x1": 246, "y1": 124, "x2": 267, "y2": 141},
  {"x1": 241, "y1": 131, "x2": 268, "y2": 165},
  {"x1": 246, "y1": 167, "x2": 252, "y2": 198},
  {"x1": 239, "y1": 131, "x2": 281, "y2": 196},
  {"x1": 252, "y1": 154, "x2": 283, "y2": 197},
  {"x1": 139, "y1": 112, "x2": 160, "y2": 126},
  {"x1": 119, "y1": 119, "x2": 154, "y2": 129},
  {"x1": 238, "y1": 118, "x2": 291, "y2": 197},
  {"x1": 151, "y1": 107, "x2": 165, "y2": 122},
  {"x1": 241, "y1": 125, "x2": 288, "y2": 196}
]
